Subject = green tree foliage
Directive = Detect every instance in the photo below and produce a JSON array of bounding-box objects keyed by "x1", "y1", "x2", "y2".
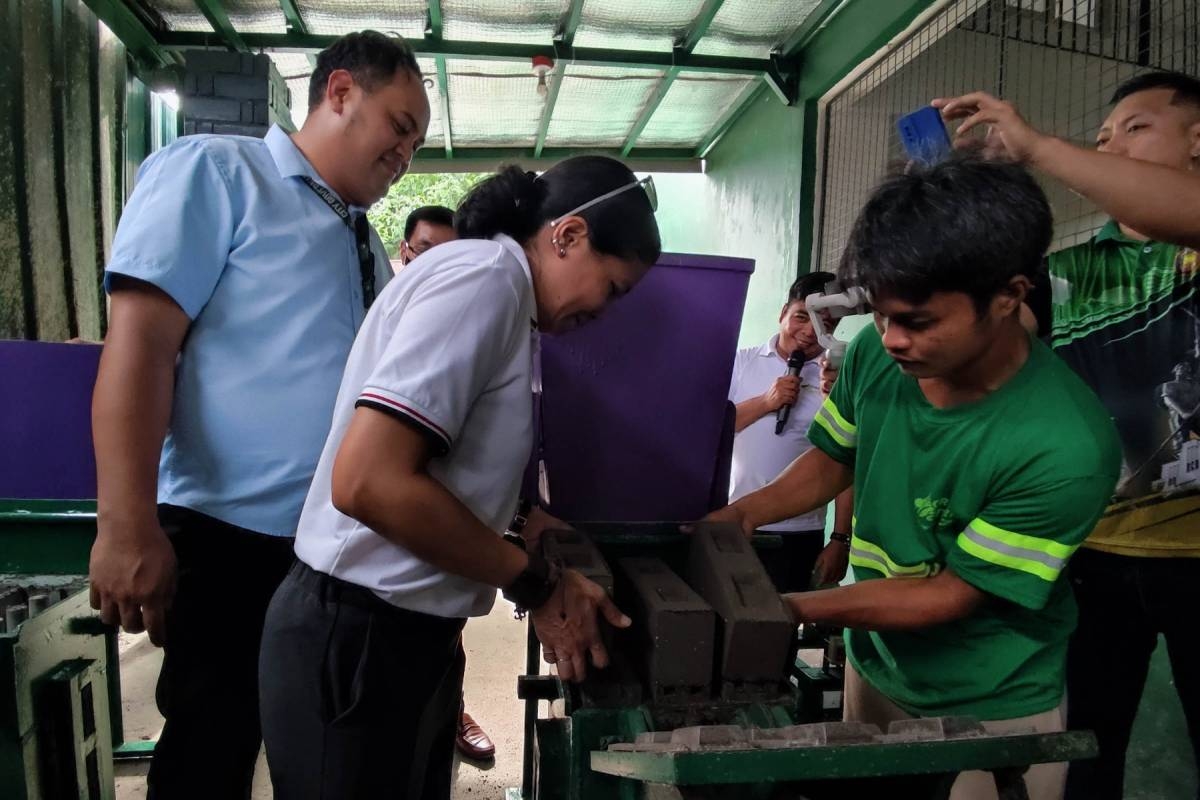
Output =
[{"x1": 368, "y1": 172, "x2": 489, "y2": 256}]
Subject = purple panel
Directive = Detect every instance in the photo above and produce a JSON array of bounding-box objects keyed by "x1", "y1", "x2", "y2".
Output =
[
  {"x1": 539, "y1": 252, "x2": 754, "y2": 522},
  {"x1": 0, "y1": 341, "x2": 101, "y2": 499}
]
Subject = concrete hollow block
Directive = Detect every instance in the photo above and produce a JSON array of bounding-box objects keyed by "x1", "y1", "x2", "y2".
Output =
[
  {"x1": 617, "y1": 557, "x2": 715, "y2": 694},
  {"x1": 685, "y1": 522, "x2": 794, "y2": 683}
]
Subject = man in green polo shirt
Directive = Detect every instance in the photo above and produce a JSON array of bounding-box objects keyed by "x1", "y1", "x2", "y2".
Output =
[
  {"x1": 938, "y1": 72, "x2": 1200, "y2": 800},
  {"x1": 709, "y1": 157, "x2": 1121, "y2": 800}
]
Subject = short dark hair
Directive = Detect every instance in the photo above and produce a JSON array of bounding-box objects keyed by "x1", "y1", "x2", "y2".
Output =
[
  {"x1": 1111, "y1": 70, "x2": 1200, "y2": 109},
  {"x1": 455, "y1": 157, "x2": 661, "y2": 267},
  {"x1": 404, "y1": 205, "x2": 455, "y2": 241},
  {"x1": 841, "y1": 157, "x2": 1052, "y2": 314},
  {"x1": 309, "y1": 31, "x2": 422, "y2": 113},
  {"x1": 787, "y1": 271, "x2": 836, "y2": 306}
]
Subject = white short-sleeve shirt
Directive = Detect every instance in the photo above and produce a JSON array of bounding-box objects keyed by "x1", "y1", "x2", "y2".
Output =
[
  {"x1": 294, "y1": 234, "x2": 537, "y2": 618},
  {"x1": 727, "y1": 335, "x2": 827, "y2": 532}
]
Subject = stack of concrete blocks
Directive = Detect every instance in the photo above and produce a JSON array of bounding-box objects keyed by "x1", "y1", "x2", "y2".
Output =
[
  {"x1": 617, "y1": 557, "x2": 715, "y2": 702},
  {"x1": 686, "y1": 522, "x2": 795, "y2": 694},
  {"x1": 181, "y1": 51, "x2": 294, "y2": 138}
]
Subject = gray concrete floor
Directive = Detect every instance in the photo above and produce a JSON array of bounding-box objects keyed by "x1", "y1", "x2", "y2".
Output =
[{"x1": 114, "y1": 598, "x2": 527, "y2": 799}]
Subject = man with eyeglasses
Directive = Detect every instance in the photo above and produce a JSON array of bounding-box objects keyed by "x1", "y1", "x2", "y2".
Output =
[
  {"x1": 88, "y1": 31, "x2": 428, "y2": 798},
  {"x1": 938, "y1": 71, "x2": 1200, "y2": 800},
  {"x1": 397, "y1": 205, "x2": 457, "y2": 270}
]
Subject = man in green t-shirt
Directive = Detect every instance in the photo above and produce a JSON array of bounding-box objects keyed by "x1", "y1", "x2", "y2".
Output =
[
  {"x1": 937, "y1": 72, "x2": 1200, "y2": 800},
  {"x1": 708, "y1": 158, "x2": 1121, "y2": 800}
]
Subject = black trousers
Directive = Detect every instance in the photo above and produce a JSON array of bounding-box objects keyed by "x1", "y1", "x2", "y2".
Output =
[
  {"x1": 259, "y1": 561, "x2": 467, "y2": 800},
  {"x1": 759, "y1": 529, "x2": 826, "y2": 593},
  {"x1": 147, "y1": 505, "x2": 296, "y2": 800},
  {"x1": 1065, "y1": 548, "x2": 1200, "y2": 800}
]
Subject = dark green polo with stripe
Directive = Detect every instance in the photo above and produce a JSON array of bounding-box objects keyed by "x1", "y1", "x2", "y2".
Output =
[{"x1": 809, "y1": 325, "x2": 1121, "y2": 719}]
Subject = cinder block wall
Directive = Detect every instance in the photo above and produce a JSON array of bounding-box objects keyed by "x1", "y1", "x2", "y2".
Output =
[{"x1": 181, "y1": 51, "x2": 294, "y2": 138}]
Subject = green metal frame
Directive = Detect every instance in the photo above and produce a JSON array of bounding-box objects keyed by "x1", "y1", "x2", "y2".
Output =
[
  {"x1": 621, "y1": 0, "x2": 728, "y2": 155},
  {"x1": 425, "y1": 1, "x2": 454, "y2": 158},
  {"x1": 278, "y1": 0, "x2": 307, "y2": 35},
  {"x1": 158, "y1": 31, "x2": 779, "y2": 77},
  {"x1": 79, "y1": 0, "x2": 177, "y2": 71},
  {"x1": 192, "y1": 0, "x2": 248, "y2": 53},
  {"x1": 790, "y1": 0, "x2": 939, "y2": 273},
  {"x1": 590, "y1": 731, "x2": 1098, "y2": 785},
  {"x1": 533, "y1": 0, "x2": 585, "y2": 158}
]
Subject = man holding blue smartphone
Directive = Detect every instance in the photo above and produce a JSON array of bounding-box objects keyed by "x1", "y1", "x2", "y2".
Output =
[{"x1": 938, "y1": 72, "x2": 1200, "y2": 800}]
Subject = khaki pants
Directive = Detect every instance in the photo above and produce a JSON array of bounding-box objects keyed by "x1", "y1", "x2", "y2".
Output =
[{"x1": 843, "y1": 661, "x2": 1067, "y2": 800}]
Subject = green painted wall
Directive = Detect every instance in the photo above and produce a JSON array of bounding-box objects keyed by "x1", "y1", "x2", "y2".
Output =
[{"x1": 653, "y1": 90, "x2": 806, "y2": 347}]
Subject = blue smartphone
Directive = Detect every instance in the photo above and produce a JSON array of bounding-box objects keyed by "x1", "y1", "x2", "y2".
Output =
[{"x1": 896, "y1": 106, "x2": 952, "y2": 165}]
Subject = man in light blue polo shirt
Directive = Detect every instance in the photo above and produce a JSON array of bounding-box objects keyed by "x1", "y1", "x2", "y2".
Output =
[{"x1": 88, "y1": 31, "x2": 430, "y2": 798}]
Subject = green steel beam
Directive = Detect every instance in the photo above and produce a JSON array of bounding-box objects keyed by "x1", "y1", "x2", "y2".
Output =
[
  {"x1": 622, "y1": 0, "x2": 728, "y2": 156},
  {"x1": 679, "y1": 0, "x2": 727, "y2": 54},
  {"x1": 79, "y1": 0, "x2": 176, "y2": 69},
  {"x1": 414, "y1": 146, "x2": 697, "y2": 162},
  {"x1": 533, "y1": 0, "x2": 585, "y2": 157},
  {"x1": 694, "y1": 77, "x2": 765, "y2": 158},
  {"x1": 426, "y1": 0, "x2": 443, "y2": 38},
  {"x1": 621, "y1": 66, "x2": 678, "y2": 156},
  {"x1": 192, "y1": 0, "x2": 248, "y2": 52},
  {"x1": 435, "y1": 56, "x2": 453, "y2": 158},
  {"x1": 158, "y1": 32, "x2": 774, "y2": 76},
  {"x1": 278, "y1": 0, "x2": 307, "y2": 35}
]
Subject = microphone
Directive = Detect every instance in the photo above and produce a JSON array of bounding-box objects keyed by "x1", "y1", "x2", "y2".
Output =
[{"x1": 775, "y1": 350, "x2": 804, "y2": 435}]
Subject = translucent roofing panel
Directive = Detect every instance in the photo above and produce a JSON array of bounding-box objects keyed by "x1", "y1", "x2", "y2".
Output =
[
  {"x1": 151, "y1": 0, "x2": 286, "y2": 33},
  {"x1": 442, "y1": 0, "x2": 564, "y2": 45},
  {"x1": 446, "y1": 60, "x2": 543, "y2": 147},
  {"x1": 152, "y1": 0, "x2": 213, "y2": 32},
  {"x1": 544, "y1": 66, "x2": 665, "y2": 148},
  {"x1": 221, "y1": 0, "x2": 286, "y2": 34},
  {"x1": 574, "y1": 0, "x2": 711, "y2": 52},
  {"x1": 693, "y1": 0, "x2": 823, "y2": 58},
  {"x1": 302, "y1": 0, "x2": 426, "y2": 38},
  {"x1": 635, "y1": 74, "x2": 754, "y2": 146}
]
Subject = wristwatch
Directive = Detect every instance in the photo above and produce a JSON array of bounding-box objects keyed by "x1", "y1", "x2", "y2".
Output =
[
  {"x1": 830, "y1": 531, "x2": 851, "y2": 546},
  {"x1": 508, "y1": 497, "x2": 535, "y2": 534},
  {"x1": 502, "y1": 551, "x2": 560, "y2": 619}
]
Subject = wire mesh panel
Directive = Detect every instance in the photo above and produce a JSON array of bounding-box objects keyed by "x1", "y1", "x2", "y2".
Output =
[
  {"x1": 692, "y1": 0, "x2": 823, "y2": 58},
  {"x1": 636, "y1": 74, "x2": 756, "y2": 146},
  {"x1": 816, "y1": 0, "x2": 1200, "y2": 272},
  {"x1": 300, "y1": 0, "x2": 426, "y2": 38},
  {"x1": 573, "y1": 0, "x2": 711, "y2": 52},
  {"x1": 544, "y1": 65, "x2": 665, "y2": 147},
  {"x1": 447, "y1": 60, "x2": 544, "y2": 146},
  {"x1": 442, "y1": 0, "x2": 564, "y2": 45}
]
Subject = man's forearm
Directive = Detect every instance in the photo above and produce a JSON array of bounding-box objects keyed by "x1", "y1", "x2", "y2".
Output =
[
  {"x1": 734, "y1": 396, "x2": 770, "y2": 432},
  {"x1": 93, "y1": 322, "x2": 178, "y2": 535},
  {"x1": 784, "y1": 569, "x2": 983, "y2": 631},
  {"x1": 833, "y1": 487, "x2": 853, "y2": 533},
  {"x1": 1031, "y1": 137, "x2": 1200, "y2": 249},
  {"x1": 732, "y1": 448, "x2": 852, "y2": 530}
]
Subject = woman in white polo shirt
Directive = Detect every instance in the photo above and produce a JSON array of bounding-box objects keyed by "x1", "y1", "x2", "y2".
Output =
[{"x1": 258, "y1": 155, "x2": 661, "y2": 799}]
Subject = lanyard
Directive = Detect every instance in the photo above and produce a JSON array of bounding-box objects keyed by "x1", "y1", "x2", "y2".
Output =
[{"x1": 300, "y1": 176, "x2": 376, "y2": 309}]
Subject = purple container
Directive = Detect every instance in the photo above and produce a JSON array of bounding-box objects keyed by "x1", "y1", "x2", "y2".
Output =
[
  {"x1": 0, "y1": 340, "x2": 101, "y2": 499},
  {"x1": 538, "y1": 252, "x2": 754, "y2": 522}
]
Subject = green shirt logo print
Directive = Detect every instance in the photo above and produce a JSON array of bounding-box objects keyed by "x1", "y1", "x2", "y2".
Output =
[{"x1": 914, "y1": 496, "x2": 953, "y2": 532}]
